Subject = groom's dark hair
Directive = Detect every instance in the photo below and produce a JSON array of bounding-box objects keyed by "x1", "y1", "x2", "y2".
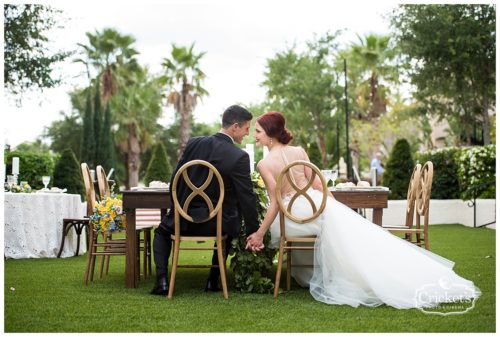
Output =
[{"x1": 222, "y1": 105, "x2": 253, "y2": 128}]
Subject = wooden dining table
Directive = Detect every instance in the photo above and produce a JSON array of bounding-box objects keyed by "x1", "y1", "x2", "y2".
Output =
[{"x1": 121, "y1": 187, "x2": 389, "y2": 288}]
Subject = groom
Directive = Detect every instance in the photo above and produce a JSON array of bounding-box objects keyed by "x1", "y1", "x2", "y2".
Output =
[{"x1": 151, "y1": 105, "x2": 260, "y2": 295}]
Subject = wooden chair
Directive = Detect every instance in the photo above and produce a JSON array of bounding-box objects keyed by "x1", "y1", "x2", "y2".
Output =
[
  {"x1": 95, "y1": 165, "x2": 154, "y2": 280},
  {"x1": 168, "y1": 160, "x2": 227, "y2": 299},
  {"x1": 274, "y1": 160, "x2": 328, "y2": 298},
  {"x1": 385, "y1": 162, "x2": 434, "y2": 250},
  {"x1": 82, "y1": 163, "x2": 126, "y2": 284}
]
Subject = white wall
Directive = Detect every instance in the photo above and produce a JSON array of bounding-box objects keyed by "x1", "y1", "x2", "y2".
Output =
[{"x1": 364, "y1": 199, "x2": 496, "y2": 228}]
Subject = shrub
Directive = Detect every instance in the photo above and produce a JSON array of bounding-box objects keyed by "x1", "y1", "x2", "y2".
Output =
[
  {"x1": 382, "y1": 138, "x2": 414, "y2": 199},
  {"x1": 53, "y1": 148, "x2": 85, "y2": 198},
  {"x1": 143, "y1": 142, "x2": 172, "y2": 185},
  {"x1": 4, "y1": 151, "x2": 55, "y2": 190},
  {"x1": 455, "y1": 145, "x2": 496, "y2": 200},
  {"x1": 416, "y1": 147, "x2": 460, "y2": 199}
]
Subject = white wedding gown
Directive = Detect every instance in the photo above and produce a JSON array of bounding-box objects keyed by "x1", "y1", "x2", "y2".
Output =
[{"x1": 268, "y1": 189, "x2": 481, "y2": 309}]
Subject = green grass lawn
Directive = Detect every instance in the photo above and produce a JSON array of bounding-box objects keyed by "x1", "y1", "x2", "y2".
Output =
[{"x1": 4, "y1": 224, "x2": 495, "y2": 332}]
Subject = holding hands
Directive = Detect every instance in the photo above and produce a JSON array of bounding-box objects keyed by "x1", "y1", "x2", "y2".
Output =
[{"x1": 245, "y1": 231, "x2": 265, "y2": 252}]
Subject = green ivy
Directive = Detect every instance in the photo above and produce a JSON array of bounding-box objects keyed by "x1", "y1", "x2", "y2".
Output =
[{"x1": 229, "y1": 171, "x2": 276, "y2": 293}]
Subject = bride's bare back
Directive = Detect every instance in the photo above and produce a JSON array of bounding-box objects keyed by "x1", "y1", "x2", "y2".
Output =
[{"x1": 258, "y1": 145, "x2": 312, "y2": 197}]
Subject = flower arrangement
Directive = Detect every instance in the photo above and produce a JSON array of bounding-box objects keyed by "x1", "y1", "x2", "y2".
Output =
[
  {"x1": 5, "y1": 182, "x2": 32, "y2": 193},
  {"x1": 455, "y1": 145, "x2": 496, "y2": 200},
  {"x1": 230, "y1": 171, "x2": 276, "y2": 294},
  {"x1": 89, "y1": 196, "x2": 127, "y2": 234}
]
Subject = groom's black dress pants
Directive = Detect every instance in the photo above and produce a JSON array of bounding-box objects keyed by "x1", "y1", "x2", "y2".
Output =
[{"x1": 153, "y1": 221, "x2": 232, "y2": 280}]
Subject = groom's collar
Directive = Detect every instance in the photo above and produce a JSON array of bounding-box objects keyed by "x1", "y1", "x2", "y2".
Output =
[{"x1": 216, "y1": 131, "x2": 234, "y2": 144}]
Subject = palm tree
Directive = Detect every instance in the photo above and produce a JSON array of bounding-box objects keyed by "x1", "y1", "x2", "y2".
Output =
[
  {"x1": 112, "y1": 66, "x2": 163, "y2": 188},
  {"x1": 162, "y1": 43, "x2": 208, "y2": 158},
  {"x1": 75, "y1": 28, "x2": 139, "y2": 102},
  {"x1": 348, "y1": 34, "x2": 398, "y2": 120}
]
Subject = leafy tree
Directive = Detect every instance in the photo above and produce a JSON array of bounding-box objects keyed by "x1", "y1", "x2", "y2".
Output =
[
  {"x1": 14, "y1": 139, "x2": 51, "y2": 154},
  {"x1": 53, "y1": 148, "x2": 85, "y2": 197},
  {"x1": 43, "y1": 110, "x2": 82, "y2": 159},
  {"x1": 262, "y1": 32, "x2": 344, "y2": 167},
  {"x1": 382, "y1": 138, "x2": 414, "y2": 199},
  {"x1": 390, "y1": 4, "x2": 496, "y2": 145},
  {"x1": 162, "y1": 43, "x2": 209, "y2": 158},
  {"x1": 4, "y1": 4, "x2": 71, "y2": 98},
  {"x1": 143, "y1": 142, "x2": 172, "y2": 185}
]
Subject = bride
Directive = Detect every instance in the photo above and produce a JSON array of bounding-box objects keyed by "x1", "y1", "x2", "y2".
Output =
[{"x1": 246, "y1": 111, "x2": 481, "y2": 309}]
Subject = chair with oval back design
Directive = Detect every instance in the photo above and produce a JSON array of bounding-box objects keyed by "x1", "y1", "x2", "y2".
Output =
[
  {"x1": 385, "y1": 162, "x2": 434, "y2": 250},
  {"x1": 168, "y1": 160, "x2": 227, "y2": 299},
  {"x1": 274, "y1": 160, "x2": 328, "y2": 298}
]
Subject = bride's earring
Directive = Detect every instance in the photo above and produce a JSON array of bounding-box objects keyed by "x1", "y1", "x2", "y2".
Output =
[{"x1": 270, "y1": 138, "x2": 273, "y2": 148}]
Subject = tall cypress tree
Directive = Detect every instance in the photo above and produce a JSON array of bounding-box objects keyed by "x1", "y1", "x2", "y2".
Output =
[
  {"x1": 93, "y1": 79, "x2": 102, "y2": 165},
  {"x1": 144, "y1": 142, "x2": 172, "y2": 185},
  {"x1": 53, "y1": 148, "x2": 85, "y2": 198},
  {"x1": 80, "y1": 87, "x2": 95, "y2": 167},
  {"x1": 98, "y1": 102, "x2": 116, "y2": 172},
  {"x1": 382, "y1": 138, "x2": 414, "y2": 199}
]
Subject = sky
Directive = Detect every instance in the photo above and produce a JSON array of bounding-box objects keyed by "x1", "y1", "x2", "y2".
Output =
[{"x1": 3, "y1": 0, "x2": 397, "y2": 148}]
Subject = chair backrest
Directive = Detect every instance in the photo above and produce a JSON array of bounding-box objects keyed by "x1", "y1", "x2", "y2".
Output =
[
  {"x1": 416, "y1": 161, "x2": 433, "y2": 219},
  {"x1": 404, "y1": 164, "x2": 422, "y2": 228},
  {"x1": 81, "y1": 163, "x2": 96, "y2": 216},
  {"x1": 275, "y1": 160, "x2": 328, "y2": 225},
  {"x1": 171, "y1": 160, "x2": 225, "y2": 233},
  {"x1": 96, "y1": 165, "x2": 111, "y2": 199}
]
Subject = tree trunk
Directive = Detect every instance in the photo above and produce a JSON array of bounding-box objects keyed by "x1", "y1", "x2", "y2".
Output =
[
  {"x1": 127, "y1": 123, "x2": 141, "y2": 188},
  {"x1": 177, "y1": 81, "x2": 191, "y2": 159},
  {"x1": 481, "y1": 94, "x2": 491, "y2": 145}
]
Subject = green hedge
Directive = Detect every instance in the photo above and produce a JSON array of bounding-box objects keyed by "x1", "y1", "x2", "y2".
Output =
[
  {"x1": 416, "y1": 147, "x2": 461, "y2": 199},
  {"x1": 455, "y1": 145, "x2": 496, "y2": 200},
  {"x1": 416, "y1": 145, "x2": 495, "y2": 200},
  {"x1": 5, "y1": 151, "x2": 56, "y2": 190}
]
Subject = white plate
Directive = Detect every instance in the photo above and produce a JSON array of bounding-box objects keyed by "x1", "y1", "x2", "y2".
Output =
[
  {"x1": 131, "y1": 187, "x2": 169, "y2": 191},
  {"x1": 330, "y1": 186, "x2": 389, "y2": 192}
]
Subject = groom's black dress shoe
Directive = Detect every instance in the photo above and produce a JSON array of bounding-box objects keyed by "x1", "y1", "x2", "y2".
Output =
[
  {"x1": 150, "y1": 275, "x2": 169, "y2": 295},
  {"x1": 205, "y1": 278, "x2": 221, "y2": 292}
]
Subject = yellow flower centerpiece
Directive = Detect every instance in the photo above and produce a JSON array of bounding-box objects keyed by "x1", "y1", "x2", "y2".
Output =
[{"x1": 90, "y1": 197, "x2": 127, "y2": 234}]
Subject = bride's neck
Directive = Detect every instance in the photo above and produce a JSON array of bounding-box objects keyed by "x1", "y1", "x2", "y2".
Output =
[{"x1": 268, "y1": 143, "x2": 285, "y2": 152}]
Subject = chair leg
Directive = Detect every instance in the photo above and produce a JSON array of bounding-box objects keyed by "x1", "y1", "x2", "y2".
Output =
[
  {"x1": 99, "y1": 234, "x2": 107, "y2": 278},
  {"x1": 217, "y1": 239, "x2": 229, "y2": 299},
  {"x1": 84, "y1": 234, "x2": 95, "y2": 284},
  {"x1": 57, "y1": 221, "x2": 71, "y2": 258},
  {"x1": 146, "y1": 229, "x2": 152, "y2": 278},
  {"x1": 142, "y1": 231, "x2": 148, "y2": 279},
  {"x1": 168, "y1": 239, "x2": 180, "y2": 299},
  {"x1": 274, "y1": 240, "x2": 285, "y2": 298},
  {"x1": 286, "y1": 242, "x2": 292, "y2": 291}
]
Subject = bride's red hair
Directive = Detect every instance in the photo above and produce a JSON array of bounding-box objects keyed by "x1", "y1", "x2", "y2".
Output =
[{"x1": 256, "y1": 112, "x2": 293, "y2": 144}]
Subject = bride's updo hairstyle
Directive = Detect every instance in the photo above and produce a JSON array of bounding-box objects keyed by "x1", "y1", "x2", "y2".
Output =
[{"x1": 257, "y1": 111, "x2": 293, "y2": 145}]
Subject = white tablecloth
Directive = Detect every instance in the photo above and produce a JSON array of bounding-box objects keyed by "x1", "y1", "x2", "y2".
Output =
[{"x1": 4, "y1": 192, "x2": 87, "y2": 259}]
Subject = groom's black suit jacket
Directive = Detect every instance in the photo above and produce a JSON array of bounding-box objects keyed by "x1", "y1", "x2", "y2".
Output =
[{"x1": 160, "y1": 132, "x2": 259, "y2": 238}]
